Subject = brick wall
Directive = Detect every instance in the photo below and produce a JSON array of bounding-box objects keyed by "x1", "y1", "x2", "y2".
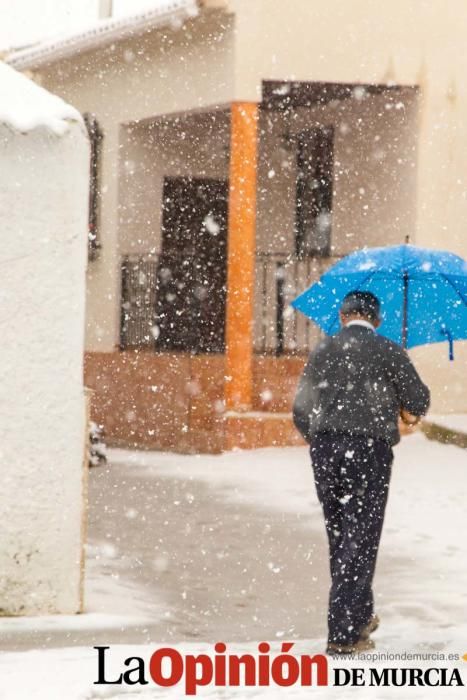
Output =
[{"x1": 85, "y1": 351, "x2": 307, "y2": 453}]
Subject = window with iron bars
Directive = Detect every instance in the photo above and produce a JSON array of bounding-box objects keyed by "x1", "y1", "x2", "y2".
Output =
[
  {"x1": 120, "y1": 256, "x2": 158, "y2": 349},
  {"x1": 295, "y1": 126, "x2": 334, "y2": 258}
]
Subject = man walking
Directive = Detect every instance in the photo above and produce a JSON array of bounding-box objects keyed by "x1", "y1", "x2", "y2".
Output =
[{"x1": 293, "y1": 291, "x2": 430, "y2": 654}]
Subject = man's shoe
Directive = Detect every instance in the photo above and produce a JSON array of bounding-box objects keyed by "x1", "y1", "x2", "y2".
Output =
[
  {"x1": 326, "y1": 637, "x2": 375, "y2": 655},
  {"x1": 359, "y1": 614, "x2": 380, "y2": 639}
]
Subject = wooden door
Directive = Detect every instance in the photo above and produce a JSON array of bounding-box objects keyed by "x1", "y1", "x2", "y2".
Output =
[{"x1": 155, "y1": 177, "x2": 228, "y2": 353}]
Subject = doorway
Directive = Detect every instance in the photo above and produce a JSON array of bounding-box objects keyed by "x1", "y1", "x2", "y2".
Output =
[{"x1": 155, "y1": 176, "x2": 228, "y2": 353}]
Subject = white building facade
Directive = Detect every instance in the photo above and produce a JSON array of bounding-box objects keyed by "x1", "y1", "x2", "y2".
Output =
[{"x1": 0, "y1": 63, "x2": 89, "y2": 614}]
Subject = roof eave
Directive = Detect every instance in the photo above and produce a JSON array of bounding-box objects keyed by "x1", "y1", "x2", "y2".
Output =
[{"x1": 6, "y1": 0, "x2": 200, "y2": 71}]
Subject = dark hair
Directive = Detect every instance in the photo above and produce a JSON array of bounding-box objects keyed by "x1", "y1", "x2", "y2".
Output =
[{"x1": 340, "y1": 290, "x2": 380, "y2": 322}]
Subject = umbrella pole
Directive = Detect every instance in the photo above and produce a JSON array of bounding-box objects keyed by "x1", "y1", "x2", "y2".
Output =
[
  {"x1": 402, "y1": 271, "x2": 409, "y2": 349},
  {"x1": 401, "y1": 235, "x2": 410, "y2": 348}
]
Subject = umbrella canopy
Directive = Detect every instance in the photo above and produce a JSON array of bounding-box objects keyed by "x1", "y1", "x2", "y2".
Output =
[{"x1": 291, "y1": 244, "x2": 467, "y2": 354}]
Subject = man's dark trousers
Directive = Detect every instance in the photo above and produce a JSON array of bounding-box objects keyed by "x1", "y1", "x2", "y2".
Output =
[{"x1": 310, "y1": 431, "x2": 393, "y2": 646}]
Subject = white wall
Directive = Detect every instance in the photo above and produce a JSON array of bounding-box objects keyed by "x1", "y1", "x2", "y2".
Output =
[{"x1": 0, "y1": 110, "x2": 89, "y2": 614}]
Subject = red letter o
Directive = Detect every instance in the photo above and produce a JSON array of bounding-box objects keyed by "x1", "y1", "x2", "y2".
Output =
[{"x1": 150, "y1": 648, "x2": 183, "y2": 687}]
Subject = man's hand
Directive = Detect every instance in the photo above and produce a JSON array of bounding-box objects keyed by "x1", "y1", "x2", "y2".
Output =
[{"x1": 399, "y1": 409, "x2": 421, "y2": 436}]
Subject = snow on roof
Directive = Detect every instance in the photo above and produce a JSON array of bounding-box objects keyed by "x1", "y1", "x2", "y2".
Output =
[
  {"x1": 0, "y1": 62, "x2": 82, "y2": 134},
  {"x1": 6, "y1": 0, "x2": 199, "y2": 71}
]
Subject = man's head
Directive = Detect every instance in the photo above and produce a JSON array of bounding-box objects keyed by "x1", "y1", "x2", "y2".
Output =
[{"x1": 339, "y1": 291, "x2": 381, "y2": 328}]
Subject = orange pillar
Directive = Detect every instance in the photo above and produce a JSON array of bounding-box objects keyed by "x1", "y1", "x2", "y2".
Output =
[{"x1": 225, "y1": 102, "x2": 259, "y2": 412}]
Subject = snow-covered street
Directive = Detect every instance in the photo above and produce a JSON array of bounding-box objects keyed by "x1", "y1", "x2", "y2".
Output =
[
  {"x1": 1, "y1": 433, "x2": 466, "y2": 698},
  {"x1": 2, "y1": 2, "x2": 467, "y2": 699}
]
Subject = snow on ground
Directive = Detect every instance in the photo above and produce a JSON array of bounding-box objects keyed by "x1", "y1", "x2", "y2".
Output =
[
  {"x1": 0, "y1": 433, "x2": 466, "y2": 699},
  {"x1": 0, "y1": 541, "x2": 166, "y2": 639},
  {"x1": 109, "y1": 432, "x2": 467, "y2": 651}
]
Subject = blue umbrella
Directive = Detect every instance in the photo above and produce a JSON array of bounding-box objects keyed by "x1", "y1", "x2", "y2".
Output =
[{"x1": 291, "y1": 244, "x2": 467, "y2": 359}]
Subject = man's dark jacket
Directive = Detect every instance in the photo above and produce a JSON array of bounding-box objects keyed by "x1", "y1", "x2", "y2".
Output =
[{"x1": 293, "y1": 324, "x2": 430, "y2": 446}]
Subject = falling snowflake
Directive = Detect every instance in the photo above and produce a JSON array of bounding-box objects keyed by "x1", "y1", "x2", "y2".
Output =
[{"x1": 203, "y1": 213, "x2": 220, "y2": 235}]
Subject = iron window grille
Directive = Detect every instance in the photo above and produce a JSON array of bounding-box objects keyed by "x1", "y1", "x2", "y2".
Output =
[{"x1": 120, "y1": 256, "x2": 158, "y2": 349}]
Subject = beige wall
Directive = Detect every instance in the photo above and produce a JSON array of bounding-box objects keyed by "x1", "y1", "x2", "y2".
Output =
[
  {"x1": 118, "y1": 91, "x2": 419, "y2": 356},
  {"x1": 119, "y1": 110, "x2": 230, "y2": 256},
  {"x1": 37, "y1": 10, "x2": 235, "y2": 351},
  {"x1": 230, "y1": 0, "x2": 467, "y2": 253},
  {"x1": 31, "y1": 0, "x2": 466, "y2": 412},
  {"x1": 411, "y1": 343, "x2": 467, "y2": 413},
  {"x1": 254, "y1": 90, "x2": 418, "y2": 354},
  {"x1": 228, "y1": 0, "x2": 467, "y2": 413},
  {"x1": 256, "y1": 91, "x2": 418, "y2": 257}
]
